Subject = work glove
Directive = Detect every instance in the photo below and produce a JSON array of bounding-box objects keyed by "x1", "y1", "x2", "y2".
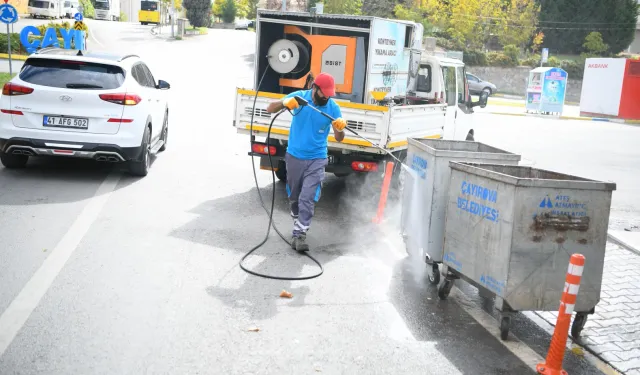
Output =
[
  {"x1": 332, "y1": 118, "x2": 347, "y2": 132},
  {"x1": 283, "y1": 97, "x2": 299, "y2": 111}
]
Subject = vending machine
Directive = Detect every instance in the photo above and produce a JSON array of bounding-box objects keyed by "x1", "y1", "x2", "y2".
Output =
[{"x1": 525, "y1": 67, "x2": 568, "y2": 115}]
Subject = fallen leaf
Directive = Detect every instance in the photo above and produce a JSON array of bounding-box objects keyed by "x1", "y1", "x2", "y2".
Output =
[
  {"x1": 571, "y1": 346, "x2": 584, "y2": 356},
  {"x1": 280, "y1": 290, "x2": 293, "y2": 298},
  {"x1": 247, "y1": 327, "x2": 260, "y2": 332}
]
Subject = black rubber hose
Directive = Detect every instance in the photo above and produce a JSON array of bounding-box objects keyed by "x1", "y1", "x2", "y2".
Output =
[{"x1": 239, "y1": 64, "x2": 324, "y2": 280}]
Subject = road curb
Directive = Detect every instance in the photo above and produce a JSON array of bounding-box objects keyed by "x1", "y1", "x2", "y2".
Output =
[
  {"x1": 486, "y1": 111, "x2": 640, "y2": 125},
  {"x1": 607, "y1": 232, "x2": 640, "y2": 256},
  {"x1": 0, "y1": 53, "x2": 28, "y2": 61}
]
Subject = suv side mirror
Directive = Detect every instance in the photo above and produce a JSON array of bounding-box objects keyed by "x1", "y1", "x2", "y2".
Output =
[{"x1": 157, "y1": 80, "x2": 170, "y2": 90}]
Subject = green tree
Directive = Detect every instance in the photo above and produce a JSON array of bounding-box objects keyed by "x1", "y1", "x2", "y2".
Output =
[
  {"x1": 235, "y1": 0, "x2": 249, "y2": 18},
  {"x1": 212, "y1": 0, "x2": 224, "y2": 18},
  {"x1": 247, "y1": 0, "x2": 259, "y2": 18},
  {"x1": 324, "y1": 0, "x2": 362, "y2": 15},
  {"x1": 183, "y1": 0, "x2": 212, "y2": 27},
  {"x1": 221, "y1": 0, "x2": 237, "y2": 23},
  {"x1": 582, "y1": 32, "x2": 608, "y2": 55},
  {"x1": 538, "y1": 0, "x2": 638, "y2": 54}
]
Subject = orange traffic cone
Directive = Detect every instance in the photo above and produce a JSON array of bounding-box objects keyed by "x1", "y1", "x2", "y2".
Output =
[
  {"x1": 537, "y1": 253, "x2": 586, "y2": 375},
  {"x1": 373, "y1": 161, "x2": 395, "y2": 224}
]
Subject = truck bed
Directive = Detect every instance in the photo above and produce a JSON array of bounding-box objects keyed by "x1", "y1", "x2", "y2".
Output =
[{"x1": 233, "y1": 88, "x2": 446, "y2": 155}]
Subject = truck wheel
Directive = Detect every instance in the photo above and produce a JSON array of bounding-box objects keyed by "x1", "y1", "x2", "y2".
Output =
[{"x1": 275, "y1": 160, "x2": 287, "y2": 181}]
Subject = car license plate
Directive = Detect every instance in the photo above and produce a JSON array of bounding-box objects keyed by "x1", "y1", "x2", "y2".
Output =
[{"x1": 43, "y1": 116, "x2": 89, "y2": 129}]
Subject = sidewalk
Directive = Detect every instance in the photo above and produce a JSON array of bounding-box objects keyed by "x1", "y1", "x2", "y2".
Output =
[
  {"x1": 535, "y1": 231, "x2": 640, "y2": 375},
  {"x1": 481, "y1": 97, "x2": 640, "y2": 125}
]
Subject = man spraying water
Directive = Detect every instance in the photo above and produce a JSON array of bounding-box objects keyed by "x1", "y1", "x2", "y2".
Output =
[{"x1": 266, "y1": 73, "x2": 347, "y2": 252}]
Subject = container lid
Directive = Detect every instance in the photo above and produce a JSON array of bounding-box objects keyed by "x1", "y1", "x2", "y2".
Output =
[
  {"x1": 407, "y1": 138, "x2": 522, "y2": 162},
  {"x1": 449, "y1": 162, "x2": 617, "y2": 191}
]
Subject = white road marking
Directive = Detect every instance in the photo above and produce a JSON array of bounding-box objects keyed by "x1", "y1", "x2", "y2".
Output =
[{"x1": 0, "y1": 172, "x2": 120, "y2": 356}]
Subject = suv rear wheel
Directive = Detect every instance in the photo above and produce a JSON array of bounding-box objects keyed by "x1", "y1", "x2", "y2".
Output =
[
  {"x1": 129, "y1": 126, "x2": 151, "y2": 176},
  {"x1": 0, "y1": 153, "x2": 29, "y2": 169}
]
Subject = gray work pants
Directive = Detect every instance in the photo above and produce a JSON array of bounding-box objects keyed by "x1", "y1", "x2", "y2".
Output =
[{"x1": 285, "y1": 152, "x2": 327, "y2": 238}]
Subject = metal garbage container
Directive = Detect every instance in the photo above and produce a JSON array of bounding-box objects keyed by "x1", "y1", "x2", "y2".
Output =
[
  {"x1": 438, "y1": 162, "x2": 616, "y2": 340},
  {"x1": 400, "y1": 139, "x2": 521, "y2": 285}
]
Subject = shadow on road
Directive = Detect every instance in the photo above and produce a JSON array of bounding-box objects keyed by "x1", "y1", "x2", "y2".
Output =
[{"x1": 0, "y1": 156, "x2": 127, "y2": 206}]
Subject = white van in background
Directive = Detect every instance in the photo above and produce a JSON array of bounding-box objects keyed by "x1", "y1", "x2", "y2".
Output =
[
  {"x1": 29, "y1": 0, "x2": 64, "y2": 19},
  {"x1": 63, "y1": 0, "x2": 80, "y2": 18}
]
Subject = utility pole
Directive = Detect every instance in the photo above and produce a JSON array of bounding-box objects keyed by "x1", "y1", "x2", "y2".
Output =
[{"x1": 171, "y1": 0, "x2": 175, "y2": 37}]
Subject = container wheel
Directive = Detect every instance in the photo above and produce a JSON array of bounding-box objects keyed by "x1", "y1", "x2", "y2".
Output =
[
  {"x1": 571, "y1": 312, "x2": 588, "y2": 339},
  {"x1": 500, "y1": 316, "x2": 511, "y2": 340},
  {"x1": 428, "y1": 263, "x2": 440, "y2": 285},
  {"x1": 438, "y1": 279, "x2": 454, "y2": 300}
]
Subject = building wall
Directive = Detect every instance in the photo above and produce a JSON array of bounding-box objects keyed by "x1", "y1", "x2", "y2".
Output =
[
  {"x1": 14, "y1": 0, "x2": 28, "y2": 15},
  {"x1": 630, "y1": 29, "x2": 640, "y2": 54}
]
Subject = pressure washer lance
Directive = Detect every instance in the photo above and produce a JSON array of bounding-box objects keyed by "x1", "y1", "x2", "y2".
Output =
[{"x1": 292, "y1": 96, "x2": 406, "y2": 166}]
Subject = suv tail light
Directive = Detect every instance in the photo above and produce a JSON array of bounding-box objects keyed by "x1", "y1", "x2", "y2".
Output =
[
  {"x1": 351, "y1": 161, "x2": 378, "y2": 172},
  {"x1": 251, "y1": 142, "x2": 276, "y2": 156},
  {"x1": 2, "y1": 83, "x2": 34, "y2": 96},
  {"x1": 99, "y1": 93, "x2": 142, "y2": 105}
]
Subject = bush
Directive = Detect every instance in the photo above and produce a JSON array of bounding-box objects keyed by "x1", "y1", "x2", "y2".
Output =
[
  {"x1": 503, "y1": 44, "x2": 519, "y2": 66},
  {"x1": 436, "y1": 37, "x2": 464, "y2": 51},
  {"x1": 521, "y1": 54, "x2": 541, "y2": 67},
  {"x1": 463, "y1": 50, "x2": 487, "y2": 66},
  {"x1": 37, "y1": 21, "x2": 89, "y2": 38},
  {"x1": 486, "y1": 52, "x2": 516, "y2": 67},
  {"x1": 0, "y1": 33, "x2": 27, "y2": 55},
  {"x1": 119, "y1": 11, "x2": 128, "y2": 22},
  {"x1": 561, "y1": 59, "x2": 585, "y2": 80},
  {"x1": 543, "y1": 56, "x2": 561, "y2": 67}
]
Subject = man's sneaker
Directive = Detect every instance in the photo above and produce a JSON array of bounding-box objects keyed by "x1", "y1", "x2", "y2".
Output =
[{"x1": 291, "y1": 235, "x2": 309, "y2": 252}]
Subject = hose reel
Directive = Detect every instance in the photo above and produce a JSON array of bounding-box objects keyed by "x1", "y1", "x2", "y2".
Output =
[{"x1": 267, "y1": 39, "x2": 310, "y2": 75}]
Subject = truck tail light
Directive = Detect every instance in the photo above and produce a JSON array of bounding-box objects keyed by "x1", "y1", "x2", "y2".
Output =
[
  {"x1": 351, "y1": 161, "x2": 378, "y2": 172},
  {"x1": 99, "y1": 93, "x2": 142, "y2": 105},
  {"x1": 251, "y1": 142, "x2": 276, "y2": 156},
  {"x1": 2, "y1": 83, "x2": 34, "y2": 96}
]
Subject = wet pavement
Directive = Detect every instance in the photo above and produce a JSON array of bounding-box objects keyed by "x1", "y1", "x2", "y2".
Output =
[{"x1": 0, "y1": 25, "x2": 635, "y2": 374}]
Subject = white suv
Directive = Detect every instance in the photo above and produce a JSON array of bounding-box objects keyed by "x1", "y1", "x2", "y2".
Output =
[{"x1": 0, "y1": 48, "x2": 170, "y2": 176}]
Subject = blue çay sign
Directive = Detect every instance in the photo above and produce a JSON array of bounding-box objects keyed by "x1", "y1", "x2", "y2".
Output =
[
  {"x1": 0, "y1": 3, "x2": 18, "y2": 24},
  {"x1": 20, "y1": 26, "x2": 85, "y2": 54}
]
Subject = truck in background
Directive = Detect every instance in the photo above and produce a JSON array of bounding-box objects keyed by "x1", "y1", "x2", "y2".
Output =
[
  {"x1": 29, "y1": 0, "x2": 64, "y2": 19},
  {"x1": 233, "y1": 10, "x2": 487, "y2": 183},
  {"x1": 94, "y1": 0, "x2": 120, "y2": 21}
]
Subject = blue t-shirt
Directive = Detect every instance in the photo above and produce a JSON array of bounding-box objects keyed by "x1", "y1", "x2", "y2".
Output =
[{"x1": 283, "y1": 89, "x2": 342, "y2": 160}]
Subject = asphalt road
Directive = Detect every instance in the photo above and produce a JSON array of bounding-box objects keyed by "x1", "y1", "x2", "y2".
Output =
[{"x1": 0, "y1": 21, "x2": 628, "y2": 374}]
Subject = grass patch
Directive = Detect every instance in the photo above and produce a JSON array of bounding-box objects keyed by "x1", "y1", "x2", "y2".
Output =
[{"x1": 0, "y1": 73, "x2": 16, "y2": 87}]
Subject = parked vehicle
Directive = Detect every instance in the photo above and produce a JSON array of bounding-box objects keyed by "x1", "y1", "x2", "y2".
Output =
[
  {"x1": 233, "y1": 10, "x2": 487, "y2": 182},
  {"x1": 29, "y1": 0, "x2": 64, "y2": 19},
  {"x1": 63, "y1": 0, "x2": 80, "y2": 18},
  {"x1": 139, "y1": 0, "x2": 160, "y2": 25},
  {"x1": 0, "y1": 49, "x2": 171, "y2": 176},
  {"x1": 94, "y1": 0, "x2": 120, "y2": 21},
  {"x1": 466, "y1": 72, "x2": 497, "y2": 96}
]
